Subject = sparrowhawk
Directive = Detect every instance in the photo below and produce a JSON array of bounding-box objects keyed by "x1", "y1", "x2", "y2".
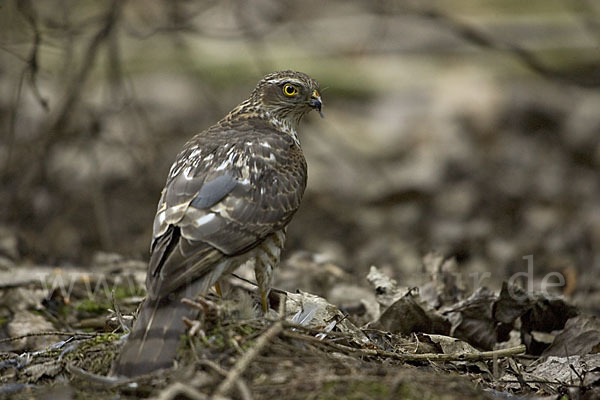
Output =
[{"x1": 113, "y1": 70, "x2": 322, "y2": 377}]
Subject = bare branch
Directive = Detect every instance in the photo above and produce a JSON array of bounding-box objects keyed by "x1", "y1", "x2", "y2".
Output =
[
  {"x1": 413, "y1": 8, "x2": 600, "y2": 88},
  {"x1": 47, "y1": 0, "x2": 124, "y2": 139},
  {"x1": 283, "y1": 330, "x2": 526, "y2": 362},
  {"x1": 213, "y1": 321, "x2": 283, "y2": 398},
  {"x1": 0, "y1": 330, "x2": 106, "y2": 345},
  {"x1": 17, "y1": 0, "x2": 50, "y2": 111}
]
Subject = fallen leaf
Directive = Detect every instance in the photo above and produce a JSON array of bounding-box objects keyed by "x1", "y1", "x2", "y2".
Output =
[
  {"x1": 542, "y1": 315, "x2": 600, "y2": 357},
  {"x1": 371, "y1": 292, "x2": 450, "y2": 336}
]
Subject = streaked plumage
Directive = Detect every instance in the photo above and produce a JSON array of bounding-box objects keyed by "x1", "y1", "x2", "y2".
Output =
[{"x1": 113, "y1": 70, "x2": 322, "y2": 377}]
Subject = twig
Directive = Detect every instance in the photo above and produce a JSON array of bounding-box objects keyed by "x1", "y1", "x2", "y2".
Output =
[
  {"x1": 569, "y1": 363, "x2": 585, "y2": 386},
  {"x1": 47, "y1": 0, "x2": 123, "y2": 138},
  {"x1": 213, "y1": 321, "x2": 283, "y2": 398},
  {"x1": 154, "y1": 382, "x2": 208, "y2": 400},
  {"x1": 198, "y1": 359, "x2": 228, "y2": 377},
  {"x1": 236, "y1": 379, "x2": 253, "y2": 400},
  {"x1": 507, "y1": 355, "x2": 531, "y2": 391},
  {"x1": 111, "y1": 290, "x2": 130, "y2": 333},
  {"x1": 17, "y1": 0, "x2": 49, "y2": 111},
  {"x1": 200, "y1": 360, "x2": 253, "y2": 400},
  {"x1": 4, "y1": 41, "x2": 28, "y2": 176},
  {"x1": 413, "y1": 8, "x2": 600, "y2": 88},
  {"x1": 0, "y1": 331, "x2": 105, "y2": 344},
  {"x1": 68, "y1": 361, "x2": 169, "y2": 386},
  {"x1": 264, "y1": 318, "x2": 353, "y2": 339},
  {"x1": 7, "y1": 0, "x2": 126, "y2": 207},
  {"x1": 500, "y1": 379, "x2": 581, "y2": 388},
  {"x1": 282, "y1": 331, "x2": 526, "y2": 362},
  {"x1": 66, "y1": 363, "x2": 125, "y2": 385}
]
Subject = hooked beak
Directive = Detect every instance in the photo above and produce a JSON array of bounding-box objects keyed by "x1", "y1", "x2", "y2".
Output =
[{"x1": 309, "y1": 89, "x2": 324, "y2": 118}]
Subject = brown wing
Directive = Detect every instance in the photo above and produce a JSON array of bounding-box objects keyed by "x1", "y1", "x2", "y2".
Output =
[{"x1": 146, "y1": 118, "x2": 307, "y2": 299}]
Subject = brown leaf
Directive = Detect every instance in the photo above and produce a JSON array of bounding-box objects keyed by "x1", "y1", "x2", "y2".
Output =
[
  {"x1": 492, "y1": 282, "x2": 535, "y2": 325},
  {"x1": 542, "y1": 315, "x2": 600, "y2": 357},
  {"x1": 443, "y1": 287, "x2": 497, "y2": 350},
  {"x1": 372, "y1": 292, "x2": 450, "y2": 336},
  {"x1": 521, "y1": 296, "x2": 578, "y2": 355}
]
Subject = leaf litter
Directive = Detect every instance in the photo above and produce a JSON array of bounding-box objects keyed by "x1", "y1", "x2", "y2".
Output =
[{"x1": 0, "y1": 253, "x2": 598, "y2": 399}]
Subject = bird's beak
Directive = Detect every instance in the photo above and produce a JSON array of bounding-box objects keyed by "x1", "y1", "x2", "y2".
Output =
[{"x1": 309, "y1": 89, "x2": 324, "y2": 118}]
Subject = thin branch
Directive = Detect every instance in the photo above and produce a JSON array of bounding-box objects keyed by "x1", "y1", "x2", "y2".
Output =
[
  {"x1": 111, "y1": 290, "x2": 130, "y2": 333},
  {"x1": 17, "y1": 0, "x2": 50, "y2": 111},
  {"x1": 213, "y1": 321, "x2": 283, "y2": 398},
  {"x1": 3, "y1": 0, "x2": 48, "y2": 178},
  {"x1": 0, "y1": 330, "x2": 106, "y2": 345},
  {"x1": 265, "y1": 318, "x2": 354, "y2": 339},
  {"x1": 47, "y1": 0, "x2": 124, "y2": 140},
  {"x1": 198, "y1": 359, "x2": 252, "y2": 400},
  {"x1": 3, "y1": 61, "x2": 27, "y2": 178},
  {"x1": 66, "y1": 363, "x2": 125, "y2": 385},
  {"x1": 500, "y1": 379, "x2": 582, "y2": 388},
  {"x1": 283, "y1": 330, "x2": 526, "y2": 362},
  {"x1": 154, "y1": 382, "x2": 208, "y2": 400},
  {"x1": 414, "y1": 8, "x2": 600, "y2": 88},
  {"x1": 2, "y1": 0, "x2": 126, "y2": 205}
]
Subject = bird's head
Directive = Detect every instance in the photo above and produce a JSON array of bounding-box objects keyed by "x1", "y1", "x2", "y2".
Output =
[{"x1": 249, "y1": 70, "x2": 323, "y2": 132}]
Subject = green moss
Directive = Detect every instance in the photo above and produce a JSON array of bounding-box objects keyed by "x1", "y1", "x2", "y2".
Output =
[
  {"x1": 113, "y1": 285, "x2": 145, "y2": 300},
  {"x1": 62, "y1": 333, "x2": 122, "y2": 376},
  {"x1": 85, "y1": 332, "x2": 121, "y2": 346},
  {"x1": 205, "y1": 331, "x2": 226, "y2": 348},
  {"x1": 57, "y1": 303, "x2": 70, "y2": 318},
  {"x1": 235, "y1": 324, "x2": 259, "y2": 337},
  {"x1": 62, "y1": 332, "x2": 121, "y2": 358},
  {"x1": 75, "y1": 299, "x2": 110, "y2": 315},
  {"x1": 0, "y1": 316, "x2": 8, "y2": 328}
]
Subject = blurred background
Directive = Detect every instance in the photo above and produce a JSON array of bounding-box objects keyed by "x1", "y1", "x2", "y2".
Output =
[{"x1": 1, "y1": 0, "x2": 599, "y2": 311}]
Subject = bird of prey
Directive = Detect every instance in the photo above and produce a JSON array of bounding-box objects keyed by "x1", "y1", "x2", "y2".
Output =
[{"x1": 113, "y1": 70, "x2": 322, "y2": 377}]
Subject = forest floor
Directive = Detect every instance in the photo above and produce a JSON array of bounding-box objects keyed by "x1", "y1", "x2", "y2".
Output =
[{"x1": 1, "y1": 253, "x2": 599, "y2": 399}]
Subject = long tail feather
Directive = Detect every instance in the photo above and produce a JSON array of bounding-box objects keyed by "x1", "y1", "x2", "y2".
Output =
[{"x1": 112, "y1": 293, "x2": 195, "y2": 377}]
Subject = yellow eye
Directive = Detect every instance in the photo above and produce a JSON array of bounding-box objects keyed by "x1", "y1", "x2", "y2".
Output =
[{"x1": 283, "y1": 84, "x2": 297, "y2": 96}]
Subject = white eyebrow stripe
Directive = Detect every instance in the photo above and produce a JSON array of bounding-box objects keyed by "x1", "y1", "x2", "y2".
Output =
[{"x1": 266, "y1": 78, "x2": 303, "y2": 85}]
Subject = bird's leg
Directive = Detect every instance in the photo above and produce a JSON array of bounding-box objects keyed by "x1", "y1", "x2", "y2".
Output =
[
  {"x1": 255, "y1": 230, "x2": 284, "y2": 314},
  {"x1": 214, "y1": 281, "x2": 222, "y2": 297},
  {"x1": 260, "y1": 289, "x2": 269, "y2": 314},
  {"x1": 255, "y1": 263, "x2": 274, "y2": 314}
]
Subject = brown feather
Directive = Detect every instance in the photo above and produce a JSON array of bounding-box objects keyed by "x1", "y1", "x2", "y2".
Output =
[{"x1": 113, "y1": 71, "x2": 320, "y2": 377}]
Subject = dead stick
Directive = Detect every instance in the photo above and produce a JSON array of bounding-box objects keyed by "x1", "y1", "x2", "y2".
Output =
[
  {"x1": 213, "y1": 321, "x2": 283, "y2": 397},
  {"x1": 283, "y1": 331, "x2": 525, "y2": 362},
  {"x1": 500, "y1": 379, "x2": 581, "y2": 388},
  {"x1": 265, "y1": 318, "x2": 353, "y2": 338},
  {"x1": 66, "y1": 363, "x2": 126, "y2": 385},
  {"x1": 155, "y1": 382, "x2": 208, "y2": 400},
  {"x1": 0, "y1": 331, "x2": 105, "y2": 344},
  {"x1": 199, "y1": 359, "x2": 252, "y2": 399}
]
